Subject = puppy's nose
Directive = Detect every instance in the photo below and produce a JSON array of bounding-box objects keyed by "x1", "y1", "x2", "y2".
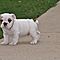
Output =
[{"x1": 3, "y1": 22, "x2": 7, "y2": 26}]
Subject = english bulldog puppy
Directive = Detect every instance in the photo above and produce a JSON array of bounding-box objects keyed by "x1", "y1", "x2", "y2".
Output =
[{"x1": 0, "y1": 13, "x2": 40, "y2": 45}]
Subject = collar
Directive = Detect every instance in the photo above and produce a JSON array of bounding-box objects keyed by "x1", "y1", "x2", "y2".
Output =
[{"x1": 9, "y1": 20, "x2": 14, "y2": 29}]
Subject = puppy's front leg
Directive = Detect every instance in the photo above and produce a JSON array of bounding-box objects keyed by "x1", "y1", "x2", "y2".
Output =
[
  {"x1": 9, "y1": 33, "x2": 19, "y2": 45},
  {"x1": 1, "y1": 34, "x2": 9, "y2": 45}
]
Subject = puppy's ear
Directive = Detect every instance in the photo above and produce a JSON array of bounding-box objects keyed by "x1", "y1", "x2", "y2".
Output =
[
  {"x1": 0, "y1": 15, "x2": 3, "y2": 19},
  {"x1": 11, "y1": 14, "x2": 16, "y2": 19},
  {"x1": 0, "y1": 15, "x2": 3, "y2": 25}
]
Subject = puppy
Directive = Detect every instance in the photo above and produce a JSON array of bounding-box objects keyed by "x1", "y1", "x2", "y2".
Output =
[{"x1": 0, "y1": 13, "x2": 40, "y2": 45}]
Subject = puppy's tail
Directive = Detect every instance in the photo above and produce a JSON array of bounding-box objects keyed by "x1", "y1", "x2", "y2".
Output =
[
  {"x1": 35, "y1": 20, "x2": 39, "y2": 25},
  {"x1": 35, "y1": 20, "x2": 40, "y2": 32}
]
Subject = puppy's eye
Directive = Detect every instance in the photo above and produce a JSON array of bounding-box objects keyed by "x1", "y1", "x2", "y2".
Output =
[
  {"x1": 8, "y1": 18, "x2": 12, "y2": 23},
  {"x1": 0, "y1": 19, "x2": 3, "y2": 23}
]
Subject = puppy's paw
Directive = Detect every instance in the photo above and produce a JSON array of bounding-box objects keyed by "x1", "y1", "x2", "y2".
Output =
[
  {"x1": 0, "y1": 42, "x2": 8, "y2": 45},
  {"x1": 9, "y1": 42, "x2": 14, "y2": 45},
  {"x1": 30, "y1": 40, "x2": 37, "y2": 45},
  {"x1": 9, "y1": 42, "x2": 17, "y2": 46}
]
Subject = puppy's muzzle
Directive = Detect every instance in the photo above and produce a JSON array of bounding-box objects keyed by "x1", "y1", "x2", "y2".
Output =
[{"x1": 3, "y1": 22, "x2": 7, "y2": 26}]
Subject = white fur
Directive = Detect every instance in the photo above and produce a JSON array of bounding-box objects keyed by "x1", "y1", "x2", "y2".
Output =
[{"x1": 0, "y1": 13, "x2": 40, "y2": 45}]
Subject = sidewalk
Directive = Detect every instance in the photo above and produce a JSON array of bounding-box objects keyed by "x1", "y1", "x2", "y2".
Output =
[
  {"x1": 38, "y1": 1, "x2": 60, "y2": 33},
  {"x1": 0, "y1": 1, "x2": 60, "y2": 60}
]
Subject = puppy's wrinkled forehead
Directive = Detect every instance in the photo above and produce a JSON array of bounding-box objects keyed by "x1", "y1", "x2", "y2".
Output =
[
  {"x1": 0, "y1": 13, "x2": 16, "y2": 21},
  {"x1": 1, "y1": 14, "x2": 13, "y2": 21}
]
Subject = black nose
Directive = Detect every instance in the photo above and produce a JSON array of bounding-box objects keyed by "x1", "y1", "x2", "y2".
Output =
[{"x1": 3, "y1": 22, "x2": 7, "y2": 26}]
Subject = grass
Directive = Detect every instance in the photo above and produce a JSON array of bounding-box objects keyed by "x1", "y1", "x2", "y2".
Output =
[{"x1": 0, "y1": 0, "x2": 59, "y2": 39}]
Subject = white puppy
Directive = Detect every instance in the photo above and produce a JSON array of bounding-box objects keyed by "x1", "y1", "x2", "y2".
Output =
[{"x1": 0, "y1": 13, "x2": 40, "y2": 45}]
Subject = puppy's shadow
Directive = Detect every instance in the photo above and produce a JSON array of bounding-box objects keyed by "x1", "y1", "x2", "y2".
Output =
[
  {"x1": 18, "y1": 41, "x2": 30, "y2": 45},
  {"x1": 18, "y1": 41, "x2": 40, "y2": 45}
]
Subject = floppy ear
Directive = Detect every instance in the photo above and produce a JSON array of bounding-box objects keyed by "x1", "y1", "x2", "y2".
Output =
[
  {"x1": 0, "y1": 15, "x2": 3, "y2": 19},
  {"x1": 0, "y1": 15, "x2": 3, "y2": 24},
  {"x1": 11, "y1": 14, "x2": 16, "y2": 19}
]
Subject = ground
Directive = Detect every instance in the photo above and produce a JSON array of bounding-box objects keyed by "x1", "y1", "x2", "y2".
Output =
[{"x1": 0, "y1": 1, "x2": 60, "y2": 60}]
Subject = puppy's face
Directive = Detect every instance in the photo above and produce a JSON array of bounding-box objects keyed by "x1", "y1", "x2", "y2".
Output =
[{"x1": 0, "y1": 13, "x2": 16, "y2": 29}]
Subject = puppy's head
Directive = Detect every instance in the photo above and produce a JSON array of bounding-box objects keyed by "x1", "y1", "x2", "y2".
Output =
[{"x1": 0, "y1": 13, "x2": 16, "y2": 29}]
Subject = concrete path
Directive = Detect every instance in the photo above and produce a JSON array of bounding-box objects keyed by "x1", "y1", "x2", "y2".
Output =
[{"x1": 0, "y1": 1, "x2": 60, "y2": 60}]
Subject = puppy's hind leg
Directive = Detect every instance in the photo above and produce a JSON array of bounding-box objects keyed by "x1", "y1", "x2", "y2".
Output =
[
  {"x1": 30, "y1": 30, "x2": 40, "y2": 45},
  {"x1": 36, "y1": 30, "x2": 40, "y2": 40}
]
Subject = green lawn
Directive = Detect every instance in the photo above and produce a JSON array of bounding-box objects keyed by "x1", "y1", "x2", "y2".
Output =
[{"x1": 0, "y1": 0, "x2": 59, "y2": 39}]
